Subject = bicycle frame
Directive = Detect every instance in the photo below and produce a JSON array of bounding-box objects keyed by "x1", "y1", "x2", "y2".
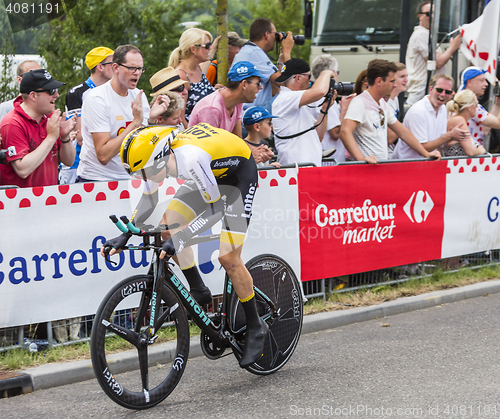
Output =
[{"x1": 106, "y1": 215, "x2": 279, "y2": 357}]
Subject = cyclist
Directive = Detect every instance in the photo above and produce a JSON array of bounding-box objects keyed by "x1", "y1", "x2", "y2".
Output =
[{"x1": 101, "y1": 122, "x2": 268, "y2": 367}]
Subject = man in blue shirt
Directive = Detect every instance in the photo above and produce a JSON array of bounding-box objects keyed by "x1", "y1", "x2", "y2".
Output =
[{"x1": 232, "y1": 18, "x2": 294, "y2": 113}]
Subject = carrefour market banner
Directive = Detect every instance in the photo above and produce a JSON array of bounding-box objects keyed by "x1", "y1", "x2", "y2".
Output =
[{"x1": 1, "y1": 157, "x2": 499, "y2": 327}]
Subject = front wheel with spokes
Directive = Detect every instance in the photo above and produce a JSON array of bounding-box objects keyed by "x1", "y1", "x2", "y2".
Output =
[
  {"x1": 90, "y1": 274, "x2": 190, "y2": 410},
  {"x1": 229, "y1": 254, "x2": 303, "y2": 375}
]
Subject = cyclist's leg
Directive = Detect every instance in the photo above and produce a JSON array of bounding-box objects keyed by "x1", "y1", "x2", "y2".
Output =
[
  {"x1": 163, "y1": 182, "x2": 212, "y2": 305},
  {"x1": 218, "y1": 170, "x2": 267, "y2": 367}
]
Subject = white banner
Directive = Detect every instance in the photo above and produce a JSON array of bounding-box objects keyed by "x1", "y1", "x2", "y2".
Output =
[{"x1": 0, "y1": 169, "x2": 301, "y2": 328}]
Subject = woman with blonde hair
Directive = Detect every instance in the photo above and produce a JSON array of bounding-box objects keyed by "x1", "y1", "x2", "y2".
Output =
[
  {"x1": 443, "y1": 90, "x2": 486, "y2": 156},
  {"x1": 168, "y1": 28, "x2": 219, "y2": 122}
]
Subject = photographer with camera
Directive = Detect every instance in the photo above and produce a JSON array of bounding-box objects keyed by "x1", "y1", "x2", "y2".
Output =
[
  {"x1": 232, "y1": 18, "x2": 295, "y2": 113},
  {"x1": 272, "y1": 58, "x2": 335, "y2": 167}
]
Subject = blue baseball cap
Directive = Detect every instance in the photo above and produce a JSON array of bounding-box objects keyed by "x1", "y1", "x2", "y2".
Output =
[
  {"x1": 459, "y1": 66, "x2": 487, "y2": 90},
  {"x1": 227, "y1": 61, "x2": 262, "y2": 82},
  {"x1": 242, "y1": 106, "x2": 278, "y2": 126}
]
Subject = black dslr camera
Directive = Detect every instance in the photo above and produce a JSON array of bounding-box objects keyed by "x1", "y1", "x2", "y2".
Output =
[
  {"x1": 0, "y1": 150, "x2": 7, "y2": 165},
  {"x1": 275, "y1": 31, "x2": 305, "y2": 46},
  {"x1": 326, "y1": 79, "x2": 355, "y2": 100}
]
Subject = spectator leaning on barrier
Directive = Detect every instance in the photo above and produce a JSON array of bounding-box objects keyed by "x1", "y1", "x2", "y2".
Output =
[
  {"x1": 386, "y1": 63, "x2": 408, "y2": 158},
  {"x1": 0, "y1": 69, "x2": 76, "y2": 188},
  {"x1": 405, "y1": 0, "x2": 461, "y2": 107},
  {"x1": 232, "y1": 18, "x2": 294, "y2": 112},
  {"x1": 242, "y1": 106, "x2": 280, "y2": 168},
  {"x1": 340, "y1": 59, "x2": 440, "y2": 164},
  {"x1": 188, "y1": 61, "x2": 263, "y2": 138},
  {"x1": 206, "y1": 31, "x2": 248, "y2": 87},
  {"x1": 77, "y1": 44, "x2": 150, "y2": 182},
  {"x1": 442, "y1": 89, "x2": 486, "y2": 157},
  {"x1": 392, "y1": 74, "x2": 469, "y2": 160},
  {"x1": 272, "y1": 58, "x2": 335, "y2": 167},
  {"x1": 61, "y1": 46, "x2": 114, "y2": 185},
  {"x1": 460, "y1": 66, "x2": 500, "y2": 147},
  {"x1": 0, "y1": 60, "x2": 42, "y2": 123}
]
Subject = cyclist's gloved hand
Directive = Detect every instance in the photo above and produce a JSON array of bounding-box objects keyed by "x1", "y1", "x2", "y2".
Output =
[
  {"x1": 162, "y1": 230, "x2": 188, "y2": 257},
  {"x1": 103, "y1": 233, "x2": 132, "y2": 254}
]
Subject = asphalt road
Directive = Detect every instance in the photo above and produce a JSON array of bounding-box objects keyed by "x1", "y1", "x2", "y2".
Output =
[{"x1": 2, "y1": 292, "x2": 500, "y2": 419}]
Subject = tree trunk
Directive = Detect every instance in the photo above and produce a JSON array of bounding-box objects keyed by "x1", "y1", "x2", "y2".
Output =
[{"x1": 216, "y1": 0, "x2": 229, "y2": 86}]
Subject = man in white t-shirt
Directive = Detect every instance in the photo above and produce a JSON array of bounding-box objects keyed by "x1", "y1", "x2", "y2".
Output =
[
  {"x1": 406, "y1": 1, "x2": 461, "y2": 106},
  {"x1": 393, "y1": 74, "x2": 468, "y2": 160},
  {"x1": 78, "y1": 44, "x2": 150, "y2": 182},
  {"x1": 459, "y1": 66, "x2": 500, "y2": 147},
  {"x1": 272, "y1": 58, "x2": 334, "y2": 167},
  {"x1": 340, "y1": 59, "x2": 440, "y2": 164}
]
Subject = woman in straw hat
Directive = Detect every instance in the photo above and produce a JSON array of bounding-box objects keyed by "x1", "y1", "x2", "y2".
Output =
[{"x1": 150, "y1": 66, "x2": 190, "y2": 128}]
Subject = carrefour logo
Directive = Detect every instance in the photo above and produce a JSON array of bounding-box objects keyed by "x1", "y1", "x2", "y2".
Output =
[{"x1": 403, "y1": 191, "x2": 434, "y2": 223}]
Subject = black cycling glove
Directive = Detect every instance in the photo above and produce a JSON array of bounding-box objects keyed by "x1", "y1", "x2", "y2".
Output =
[
  {"x1": 162, "y1": 230, "x2": 188, "y2": 257},
  {"x1": 103, "y1": 233, "x2": 132, "y2": 253}
]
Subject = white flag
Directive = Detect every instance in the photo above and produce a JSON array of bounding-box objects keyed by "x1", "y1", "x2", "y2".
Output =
[{"x1": 460, "y1": 0, "x2": 500, "y2": 84}]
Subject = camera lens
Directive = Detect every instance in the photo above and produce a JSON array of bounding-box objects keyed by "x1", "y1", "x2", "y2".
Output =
[{"x1": 292, "y1": 35, "x2": 305, "y2": 46}]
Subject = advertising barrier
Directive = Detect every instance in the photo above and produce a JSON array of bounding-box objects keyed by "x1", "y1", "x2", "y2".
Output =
[{"x1": 1, "y1": 157, "x2": 499, "y2": 328}]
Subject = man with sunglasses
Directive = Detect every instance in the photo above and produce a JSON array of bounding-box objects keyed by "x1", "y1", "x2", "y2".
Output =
[
  {"x1": 0, "y1": 69, "x2": 76, "y2": 188},
  {"x1": 60, "y1": 47, "x2": 114, "y2": 185},
  {"x1": 78, "y1": 44, "x2": 150, "y2": 182},
  {"x1": 406, "y1": 0, "x2": 462, "y2": 106},
  {"x1": 393, "y1": 73, "x2": 469, "y2": 160}
]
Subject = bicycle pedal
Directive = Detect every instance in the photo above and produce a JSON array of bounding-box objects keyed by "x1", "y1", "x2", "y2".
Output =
[{"x1": 148, "y1": 335, "x2": 159, "y2": 344}]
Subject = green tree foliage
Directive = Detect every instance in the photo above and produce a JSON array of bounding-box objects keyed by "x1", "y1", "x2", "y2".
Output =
[
  {"x1": 0, "y1": 38, "x2": 18, "y2": 102},
  {"x1": 37, "y1": 0, "x2": 207, "y2": 110}
]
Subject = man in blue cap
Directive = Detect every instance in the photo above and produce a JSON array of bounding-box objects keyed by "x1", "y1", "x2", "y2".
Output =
[
  {"x1": 189, "y1": 61, "x2": 274, "y2": 164},
  {"x1": 188, "y1": 61, "x2": 263, "y2": 137},
  {"x1": 460, "y1": 66, "x2": 500, "y2": 147}
]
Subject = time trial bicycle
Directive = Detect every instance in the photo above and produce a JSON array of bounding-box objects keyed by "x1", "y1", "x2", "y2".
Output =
[{"x1": 90, "y1": 215, "x2": 303, "y2": 410}]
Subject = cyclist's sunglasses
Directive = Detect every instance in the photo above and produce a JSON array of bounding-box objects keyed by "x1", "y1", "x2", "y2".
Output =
[{"x1": 434, "y1": 87, "x2": 453, "y2": 95}]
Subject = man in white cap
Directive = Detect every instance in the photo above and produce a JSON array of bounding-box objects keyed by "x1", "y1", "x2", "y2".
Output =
[
  {"x1": 460, "y1": 66, "x2": 500, "y2": 147},
  {"x1": 60, "y1": 46, "x2": 114, "y2": 184}
]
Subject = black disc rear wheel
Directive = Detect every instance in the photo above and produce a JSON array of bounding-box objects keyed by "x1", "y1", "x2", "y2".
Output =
[{"x1": 229, "y1": 254, "x2": 303, "y2": 375}]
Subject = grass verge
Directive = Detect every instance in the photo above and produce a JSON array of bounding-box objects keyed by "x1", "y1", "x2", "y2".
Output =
[{"x1": 1, "y1": 265, "x2": 499, "y2": 372}]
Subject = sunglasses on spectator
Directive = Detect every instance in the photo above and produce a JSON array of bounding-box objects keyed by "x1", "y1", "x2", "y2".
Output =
[
  {"x1": 170, "y1": 84, "x2": 186, "y2": 93},
  {"x1": 100, "y1": 61, "x2": 113, "y2": 66},
  {"x1": 195, "y1": 42, "x2": 212, "y2": 50},
  {"x1": 434, "y1": 87, "x2": 453, "y2": 95},
  {"x1": 421, "y1": 11, "x2": 430, "y2": 16},
  {"x1": 118, "y1": 63, "x2": 146, "y2": 74},
  {"x1": 34, "y1": 88, "x2": 58, "y2": 95}
]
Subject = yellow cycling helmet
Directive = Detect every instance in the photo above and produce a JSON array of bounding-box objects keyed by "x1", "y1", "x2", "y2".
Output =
[{"x1": 121, "y1": 125, "x2": 179, "y2": 178}]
